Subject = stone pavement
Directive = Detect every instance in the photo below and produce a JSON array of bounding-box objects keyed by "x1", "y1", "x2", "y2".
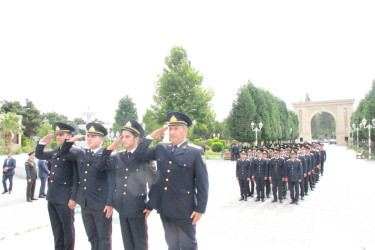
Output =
[{"x1": 0, "y1": 145, "x2": 374, "y2": 250}]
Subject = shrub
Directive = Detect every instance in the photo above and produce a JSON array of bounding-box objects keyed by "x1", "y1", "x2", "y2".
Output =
[
  {"x1": 211, "y1": 142, "x2": 224, "y2": 152},
  {"x1": 103, "y1": 140, "x2": 110, "y2": 148},
  {"x1": 193, "y1": 139, "x2": 202, "y2": 144},
  {"x1": 232, "y1": 139, "x2": 238, "y2": 143},
  {"x1": 219, "y1": 140, "x2": 227, "y2": 148},
  {"x1": 51, "y1": 141, "x2": 58, "y2": 149},
  {"x1": 207, "y1": 139, "x2": 214, "y2": 146}
]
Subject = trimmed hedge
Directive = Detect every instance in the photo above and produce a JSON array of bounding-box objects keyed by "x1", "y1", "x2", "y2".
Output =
[{"x1": 212, "y1": 142, "x2": 224, "y2": 152}]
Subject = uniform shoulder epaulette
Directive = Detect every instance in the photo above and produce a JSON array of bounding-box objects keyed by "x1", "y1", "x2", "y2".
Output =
[{"x1": 188, "y1": 143, "x2": 202, "y2": 150}]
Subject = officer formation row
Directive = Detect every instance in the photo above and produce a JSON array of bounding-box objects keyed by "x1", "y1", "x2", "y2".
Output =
[
  {"x1": 33, "y1": 111, "x2": 208, "y2": 250},
  {"x1": 236, "y1": 143, "x2": 326, "y2": 205}
]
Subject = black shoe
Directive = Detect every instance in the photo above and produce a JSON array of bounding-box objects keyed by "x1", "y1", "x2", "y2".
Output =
[
  {"x1": 266, "y1": 195, "x2": 270, "y2": 198},
  {"x1": 250, "y1": 194, "x2": 254, "y2": 197},
  {"x1": 244, "y1": 196, "x2": 248, "y2": 201},
  {"x1": 27, "y1": 199, "x2": 33, "y2": 202},
  {"x1": 239, "y1": 196, "x2": 244, "y2": 201},
  {"x1": 280, "y1": 199, "x2": 283, "y2": 203},
  {"x1": 255, "y1": 197, "x2": 260, "y2": 202},
  {"x1": 261, "y1": 198, "x2": 265, "y2": 202},
  {"x1": 295, "y1": 200, "x2": 299, "y2": 205},
  {"x1": 31, "y1": 198, "x2": 38, "y2": 200},
  {"x1": 2, "y1": 191, "x2": 7, "y2": 194},
  {"x1": 272, "y1": 199, "x2": 277, "y2": 203},
  {"x1": 38, "y1": 196, "x2": 45, "y2": 198},
  {"x1": 305, "y1": 193, "x2": 309, "y2": 196},
  {"x1": 8, "y1": 191, "x2": 11, "y2": 194},
  {"x1": 290, "y1": 200, "x2": 295, "y2": 204}
]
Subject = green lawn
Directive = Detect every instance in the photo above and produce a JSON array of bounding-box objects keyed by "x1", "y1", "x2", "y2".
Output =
[{"x1": 204, "y1": 150, "x2": 222, "y2": 160}]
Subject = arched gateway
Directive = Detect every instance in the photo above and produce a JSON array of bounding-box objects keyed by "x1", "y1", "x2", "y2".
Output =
[{"x1": 292, "y1": 99, "x2": 355, "y2": 146}]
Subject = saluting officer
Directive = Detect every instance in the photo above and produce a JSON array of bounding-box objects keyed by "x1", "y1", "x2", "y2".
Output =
[
  {"x1": 269, "y1": 148, "x2": 285, "y2": 203},
  {"x1": 236, "y1": 151, "x2": 251, "y2": 201},
  {"x1": 64, "y1": 123, "x2": 114, "y2": 250},
  {"x1": 96, "y1": 119, "x2": 156, "y2": 250},
  {"x1": 285, "y1": 149, "x2": 303, "y2": 205},
  {"x1": 35, "y1": 123, "x2": 78, "y2": 250},
  {"x1": 134, "y1": 112, "x2": 209, "y2": 250},
  {"x1": 251, "y1": 148, "x2": 268, "y2": 202}
]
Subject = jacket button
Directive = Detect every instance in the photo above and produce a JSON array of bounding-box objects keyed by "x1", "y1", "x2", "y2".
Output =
[
  {"x1": 84, "y1": 187, "x2": 87, "y2": 190},
  {"x1": 187, "y1": 191, "x2": 190, "y2": 194},
  {"x1": 184, "y1": 164, "x2": 186, "y2": 167},
  {"x1": 169, "y1": 161, "x2": 172, "y2": 164},
  {"x1": 84, "y1": 179, "x2": 87, "y2": 182},
  {"x1": 87, "y1": 164, "x2": 90, "y2": 166},
  {"x1": 51, "y1": 180, "x2": 53, "y2": 183},
  {"x1": 167, "y1": 170, "x2": 170, "y2": 173},
  {"x1": 141, "y1": 193, "x2": 144, "y2": 196},
  {"x1": 136, "y1": 169, "x2": 139, "y2": 172},
  {"x1": 64, "y1": 182, "x2": 66, "y2": 185},
  {"x1": 164, "y1": 187, "x2": 168, "y2": 191},
  {"x1": 166, "y1": 178, "x2": 169, "y2": 182},
  {"x1": 55, "y1": 165, "x2": 57, "y2": 168},
  {"x1": 125, "y1": 176, "x2": 128, "y2": 179},
  {"x1": 124, "y1": 184, "x2": 127, "y2": 187},
  {"x1": 123, "y1": 192, "x2": 126, "y2": 195},
  {"x1": 126, "y1": 168, "x2": 128, "y2": 171},
  {"x1": 85, "y1": 171, "x2": 87, "y2": 174},
  {"x1": 52, "y1": 172, "x2": 55, "y2": 175}
]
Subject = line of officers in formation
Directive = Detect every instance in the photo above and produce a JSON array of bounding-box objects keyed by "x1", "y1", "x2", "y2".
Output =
[
  {"x1": 236, "y1": 143, "x2": 326, "y2": 205},
  {"x1": 34, "y1": 111, "x2": 208, "y2": 250}
]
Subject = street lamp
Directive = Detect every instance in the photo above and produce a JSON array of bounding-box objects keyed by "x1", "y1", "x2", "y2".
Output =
[
  {"x1": 251, "y1": 121, "x2": 263, "y2": 146},
  {"x1": 352, "y1": 123, "x2": 363, "y2": 152},
  {"x1": 361, "y1": 118, "x2": 375, "y2": 159},
  {"x1": 289, "y1": 128, "x2": 293, "y2": 143}
]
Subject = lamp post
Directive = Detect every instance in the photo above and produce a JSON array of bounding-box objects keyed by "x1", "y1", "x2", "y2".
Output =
[
  {"x1": 352, "y1": 123, "x2": 363, "y2": 152},
  {"x1": 289, "y1": 128, "x2": 293, "y2": 143},
  {"x1": 361, "y1": 118, "x2": 375, "y2": 159},
  {"x1": 346, "y1": 127, "x2": 352, "y2": 147},
  {"x1": 251, "y1": 121, "x2": 263, "y2": 146}
]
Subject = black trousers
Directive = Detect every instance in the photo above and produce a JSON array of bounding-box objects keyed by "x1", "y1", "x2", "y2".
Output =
[
  {"x1": 299, "y1": 178, "x2": 305, "y2": 198},
  {"x1": 308, "y1": 173, "x2": 314, "y2": 189},
  {"x1": 48, "y1": 202, "x2": 75, "y2": 250},
  {"x1": 160, "y1": 215, "x2": 197, "y2": 250},
  {"x1": 283, "y1": 181, "x2": 288, "y2": 197},
  {"x1": 255, "y1": 176, "x2": 265, "y2": 199},
  {"x1": 82, "y1": 207, "x2": 112, "y2": 250},
  {"x1": 304, "y1": 176, "x2": 309, "y2": 194},
  {"x1": 265, "y1": 179, "x2": 271, "y2": 196},
  {"x1": 272, "y1": 179, "x2": 283, "y2": 200},
  {"x1": 289, "y1": 181, "x2": 299, "y2": 201},
  {"x1": 238, "y1": 179, "x2": 249, "y2": 197},
  {"x1": 119, "y1": 215, "x2": 148, "y2": 250},
  {"x1": 2, "y1": 174, "x2": 13, "y2": 192},
  {"x1": 249, "y1": 179, "x2": 255, "y2": 195},
  {"x1": 39, "y1": 177, "x2": 47, "y2": 197},
  {"x1": 26, "y1": 179, "x2": 36, "y2": 200},
  {"x1": 321, "y1": 161, "x2": 324, "y2": 175}
]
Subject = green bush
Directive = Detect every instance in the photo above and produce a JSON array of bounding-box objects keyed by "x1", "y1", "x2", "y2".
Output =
[
  {"x1": 51, "y1": 141, "x2": 58, "y2": 149},
  {"x1": 103, "y1": 140, "x2": 110, "y2": 148},
  {"x1": 211, "y1": 142, "x2": 224, "y2": 152},
  {"x1": 11, "y1": 148, "x2": 22, "y2": 155},
  {"x1": 219, "y1": 140, "x2": 227, "y2": 148},
  {"x1": 22, "y1": 147, "x2": 28, "y2": 153},
  {"x1": 193, "y1": 139, "x2": 202, "y2": 144},
  {"x1": 207, "y1": 139, "x2": 214, "y2": 146},
  {"x1": 232, "y1": 139, "x2": 238, "y2": 143}
]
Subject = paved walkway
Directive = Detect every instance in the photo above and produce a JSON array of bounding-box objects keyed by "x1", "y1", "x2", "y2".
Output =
[{"x1": 0, "y1": 145, "x2": 374, "y2": 249}]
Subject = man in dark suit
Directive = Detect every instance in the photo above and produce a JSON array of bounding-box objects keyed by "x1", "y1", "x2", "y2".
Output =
[
  {"x1": 319, "y1": 143, "x2": 327, "y2": 176},
  {"x1": 25, "y1": 151, "x2": 38, "y2": 202},
  {"x1": 96, "y1": 119, "x2": 156, "y2": 250},
  {"x1": 2, "y1": 152, "x2": 16, "y2": 194},
  {"x1": 35, "y1": 122, "x2": 78, "y2": 250},
  {"x1": 134, "y1": 111, "x2": 209, "y2": 250},
  {"x1": 251, "y1": 149, "x2": 268, "y2": 202},
  {"x1": 236, "y1": 151, "x2": 251, "y2": 201},
  {"x1": 269, "y1": 148, "x2": 285, "y2": 203},
  {"x1": 63, "y1": 122, "x2": 114, "y2": 250},
  {"x1": 38, "y1": 159, "x2": 49, "y2": 198},
  {"x1": 285, "y1": 149, "x2": 303, "y2": 205}
]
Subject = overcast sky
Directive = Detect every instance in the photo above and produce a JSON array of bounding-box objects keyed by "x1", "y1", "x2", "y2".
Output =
[{"x1": 1, "y1": 0, "x2": 374, "y2": 125}]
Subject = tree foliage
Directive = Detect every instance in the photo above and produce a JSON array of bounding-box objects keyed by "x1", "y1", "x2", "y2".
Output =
[
  {"x1": 0, "y1": 112, "x2": 24, "y2": 152},
  {"x1": 113, "y1": 95, "x2": 138, "y2": 133},
  {"x1": 151, "y1": 46, "x2": 215, "y2": 126},
  {"x1": 311, "y1": 112, "x2": 336, "y2": 139},
  {"x1": 42, "y1": 112, "x2": 69, "y2": 126},
  {"x1": 227, "y1": 81, "x2": 299, "y2": 144}
]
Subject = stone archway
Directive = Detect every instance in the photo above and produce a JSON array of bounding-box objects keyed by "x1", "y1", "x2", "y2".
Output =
[{"x1": 291, "y1": 99, "x2": 355, "y2": 146}]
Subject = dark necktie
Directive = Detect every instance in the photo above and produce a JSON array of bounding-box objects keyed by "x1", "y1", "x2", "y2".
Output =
[
  {"x1": 127, "y1": 152, "x2": 132, "y2": 159},
  {"x1": 171, "y1": 145, "x2": 178, "y2": 154}
]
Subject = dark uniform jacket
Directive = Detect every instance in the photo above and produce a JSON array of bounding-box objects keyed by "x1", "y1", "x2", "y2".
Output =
[
  {"x1": 297, "y1": 155, "x2": 307, "y2": 175},
  {"x1": 285, "y1": 159, "x2": 303, "y2": 182},
  {"x1": 269, "y1": 157, "x2": 285, "y2": 180},
  {"x1": 96, "y1": 148, "x2": 156, "y2": 218},
  {"x1": 38, "y1": 160, "x2": 49, "y2": 179},
  {"x1": 134, "y1": 139, "x2": 209, "y2": 219},
  {"x1": 252, "y1": 157, "x2": 268, "y2": 178},
  {"x1": 320, "y1": 150, "x2": 326, "y2": 163},
  {"x1": 3, "y1": 158, "x2": 16, "y2": 176},
  {"x1": 25, "y1": 159, "x2": 37, "y2": 180},
  {"x1": 236, "y1": 159, "x2": 251, "y2": 180},
  {"x1": 35, "y1": 142, "x2": 78, "y2": 205},
  {"x1": 62, "y1": 145, "x2": 115, "y2": 210},
  {"x1": 303, "y1": 154, "x2": 312, "y2": 173}
]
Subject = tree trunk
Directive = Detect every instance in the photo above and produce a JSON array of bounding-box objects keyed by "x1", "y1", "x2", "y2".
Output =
[{"x1": 7, "y1": 131, "x2": 12, "y2": 152}]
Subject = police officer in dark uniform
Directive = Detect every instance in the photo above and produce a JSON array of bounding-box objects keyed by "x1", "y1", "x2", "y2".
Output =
[
  {"x1": 251, "y1": 148, "x2": 268, "y2": 202},
  {"x1": 319, "y1": 143, "x2": 326, "y2": 176},
  {"x1": 134, "y1": 111, "x2": 209, "y2": 250},
  {"x1": 35, "y1": 122, "x2": 78, "y2": 250},
  {"x1": 246, "y1": 149, "x2": 254, "y2": 197},
  {"x1": 263, "y1": 149, "x2": 271, "y2": 198},
  {"x1": 269, "y1": 148, "x2": 285, "y2": 203},
  {"x1": 285, "y1": 149, "x2": 303, "y2": 205},
  {"x1": 95, "y1": 119, "x2": 156, "y2": 250},
  {"x1": 25, "y1": 151, "x2": 38, "y2": 202},
  {"x1": 236, "y1": 151, "x2": 251, "y2": 201},
  {"x1": 63, "y1": 123, "x2": 114, "y2": 250},
  {"x1": 297, "y1": 148, "x2": 307, "y2": 200}
]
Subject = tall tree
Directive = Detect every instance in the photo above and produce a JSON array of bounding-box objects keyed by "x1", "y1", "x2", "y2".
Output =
[
  {"x1": 0, "y1": 112, "x2": 24, "y2": 152},
  {"x1": 42, "y1": 112, "x2": 68, "y2": 126},
  {"x1": 113, "y1": 95, "x2": 138, "y2": 133},
  {"x1": 142, "y1": 109, "x2": 160, "y2": 136},
  {"x1": 22, "y1": 99, "x2": 42, "y2": 138},
  {"x1": 0, "y1": 100, "x2": 23, "y2": 114},
  {"x1": 152, "y1": 46, "x2": 215, "y2": 126},
  {"x1": 38, "y1": 120, "x2": 54, "y2": 138}
]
